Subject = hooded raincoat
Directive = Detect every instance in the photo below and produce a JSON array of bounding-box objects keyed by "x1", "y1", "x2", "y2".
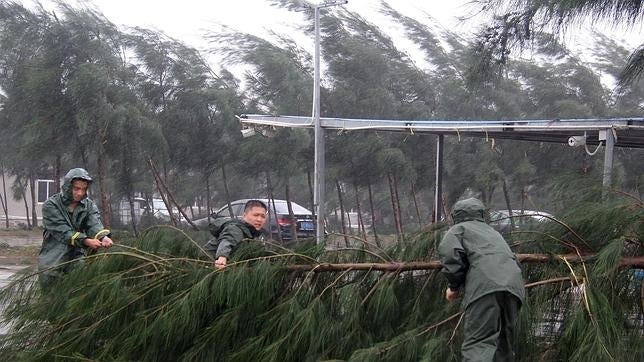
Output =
[
  {"x1": 204, "y1": 218, "x2": 263, "y2": 259},
  {"x1": 438, "y1": 198, "x2": 525, "y2": 361},
  {"x1": 38, "y1": 168, "x2": 110, "y2": 278},
  {"x1": 438, "y1": 198, "x2": 525, "y2": 308}
]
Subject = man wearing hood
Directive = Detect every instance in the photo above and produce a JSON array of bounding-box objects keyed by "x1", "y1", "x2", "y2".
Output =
[
  {"x1": 438, "y1": 198, "x2": 525, "y2": 362},
  {"x1": 38, "y1": 168, "x2": 113, "y2": 285}
]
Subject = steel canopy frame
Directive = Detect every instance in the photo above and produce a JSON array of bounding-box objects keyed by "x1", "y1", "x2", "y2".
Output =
[{"x1": 238, "y1": 114, "x2": 644, "y2": 229}]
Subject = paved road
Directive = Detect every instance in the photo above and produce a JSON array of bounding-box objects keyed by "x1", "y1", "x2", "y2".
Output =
[{"x1": 0, "y1": 265, "x2": 30, "y2": 334}]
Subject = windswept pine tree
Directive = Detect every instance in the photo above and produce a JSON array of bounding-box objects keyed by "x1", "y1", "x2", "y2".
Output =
[
  {"x1": 470, "y1": 0, "x2": 644, "y2": 88},
  {"x1": 0, "y1": 188, "x2": 641, "y2": 361}
]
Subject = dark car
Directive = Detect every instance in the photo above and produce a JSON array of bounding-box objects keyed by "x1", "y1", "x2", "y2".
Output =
[{"x1": 196, "y1": 199, "x2": 316, "y2": 241}]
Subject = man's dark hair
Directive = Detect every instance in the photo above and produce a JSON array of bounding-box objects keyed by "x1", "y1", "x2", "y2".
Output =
[{"x1": 244, "y1": 199, "x2": 267, "y2": 212}]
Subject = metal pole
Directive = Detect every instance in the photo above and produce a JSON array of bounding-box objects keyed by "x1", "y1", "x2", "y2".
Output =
[
  {"x1": 433, "y1": 135, "x2": 444, "y2": 223},
  {"x1": 310, "y1": 1, "x2": 347, "y2": 244},
  {"x1": 602, "y1": 128, "x2": 615, "y2": 198},
  {"x1": 313, "y1": 6, "x2": 325, "y2": 244}
]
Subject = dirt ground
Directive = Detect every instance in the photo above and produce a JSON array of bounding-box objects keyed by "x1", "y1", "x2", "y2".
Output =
[{"x1": 0, "y1": 230, "x2": 40, "y2": 265}]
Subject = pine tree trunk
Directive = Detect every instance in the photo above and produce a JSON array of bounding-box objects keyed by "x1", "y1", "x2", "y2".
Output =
[
  {"x1": 97, "y1": 153, "x2": 111, "y2": 228},
  {"x1": 54, "y1": 155, "x2": 61, "y2": 194},
  {"x1": 393, "y1": 174, "x2": 404, "y2": 238},
  {"x1": 387, "y1": 173, "x2": 398, "y2": 237},
  {"x1": 352, "y1": 181, "x2": 367, "y2": 241},
  {"x1": 285, "y1": 178, "x2": 298, "y2": 242},
  {"x1": 205, "y1": 174, "x2": 211, "y2": 218},
  {"x1": 333, "y1": 207, "x2": 339, "y2": 229},
  {"x1": 0, "y1": 165, "x2": 9, "y2": 228},
  {"x1": 335, "y1": 179, "x2": 349, "y2": 247},
  {"x1": 29, "y1": 174, "x2": 37, "y2": 228},
  {"x1": 411, "y1": 182, "x2": 422, "y2": 229},
  {"x1": 266, "y1": 173, "x2": 282, "y2": 242},
  {"x1": 367, "y1": 183, "x2": 379, "y2": 246},
  {"x1": 388, "y1": 173, "x2": 403, "y2": 242},
  {"x1": 18, "y1": 178, "x2": 30, "y2": 229},
  {"x1": 128, "y1": 195, "x2": 139, "y2": 237},
  {"x1": 221, "y1": 164, "x2": 233, "y2": 218},
  {"x1": 502, "y1": 178, "x2": 515, "y2": 231}
]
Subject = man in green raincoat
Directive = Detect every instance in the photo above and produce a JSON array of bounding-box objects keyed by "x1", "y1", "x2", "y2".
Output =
[
  {"x1": 205, "y1": 199, "x2": 267, "y2": 269},
  {"x1": 38, "y1": 168, "x2": 113, "y2": 286},
  {"x1": 438, "y1": 198, "x2": 525, "y2": 362}
]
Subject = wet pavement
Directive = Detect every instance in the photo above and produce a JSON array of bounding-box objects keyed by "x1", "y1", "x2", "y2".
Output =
[
  {"x1": 0, "y1": 265, "x2": 30, "y2": 335},
  {"x1": 0, "y1": 265, "x2": 28, "y2": 287}
]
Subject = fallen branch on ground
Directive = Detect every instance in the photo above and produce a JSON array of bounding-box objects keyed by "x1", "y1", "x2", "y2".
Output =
[{"x1": 284, "y1": 254, "x2": 644, "y2": 272}]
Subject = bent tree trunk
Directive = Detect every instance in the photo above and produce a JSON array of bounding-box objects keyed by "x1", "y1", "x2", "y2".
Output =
[
  {"x1": 502, "y1": 178, "x2": 515, "y2": 231},
  {"x1": 148, "y1": 159, "x2": 176, "y2": 227}
]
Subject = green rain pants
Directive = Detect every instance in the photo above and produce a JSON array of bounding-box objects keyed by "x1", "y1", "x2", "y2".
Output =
[{"x1": 461, "y1": 291, "x2": 521, "y2": 362}]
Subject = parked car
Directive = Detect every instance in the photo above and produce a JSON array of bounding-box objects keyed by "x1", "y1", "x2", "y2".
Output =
[
  {"x1": 195, "y1": 199, "x2": 316, "y2": 241},
  {"x1": 489, "y1": 209, "x2": 553, "y2": 234},
  {"x1": 143, "y1": 198, "x2": 185, "y2": 224}
]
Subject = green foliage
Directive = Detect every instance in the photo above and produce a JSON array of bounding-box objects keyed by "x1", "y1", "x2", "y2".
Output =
[
  {"x1": 471, "y1": 0, "x2": 644, "y2": 87},
  {"x1": 0, "y1": 196, "x2": 641, "y2": 360}
]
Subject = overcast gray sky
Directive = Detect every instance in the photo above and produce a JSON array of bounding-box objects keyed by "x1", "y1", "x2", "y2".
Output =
[
  {"x1": 77, "y1": 0, "x2": 476, "y2": 41},
  {"x1": 28, "y1": 0, "x2": 642, "y2": 73}
]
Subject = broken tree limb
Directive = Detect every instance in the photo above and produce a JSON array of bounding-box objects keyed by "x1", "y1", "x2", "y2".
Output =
[
  {"x1": 148, "y1": 159, "x2": 199, "y2": 231},
  {"x1": 284, "y1": 254, "x2": 644, "y2": 272},
  {"x1": 147, "y1": 159, "x2": 177, "y2": 227}
]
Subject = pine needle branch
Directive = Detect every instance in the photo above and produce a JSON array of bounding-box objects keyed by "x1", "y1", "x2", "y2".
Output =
[{"x1": 139, "y1": 225, "x2": 213, "y2": 260}]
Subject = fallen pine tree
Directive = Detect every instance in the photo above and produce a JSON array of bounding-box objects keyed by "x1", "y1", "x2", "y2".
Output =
[{"x1": 0, "y1": 191, "x2": 642, "y2": 361}]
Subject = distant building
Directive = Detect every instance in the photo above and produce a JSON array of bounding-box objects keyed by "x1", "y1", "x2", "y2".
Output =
[{"x1": 0, "y1": 174, "x2": 54, "y2": 228}]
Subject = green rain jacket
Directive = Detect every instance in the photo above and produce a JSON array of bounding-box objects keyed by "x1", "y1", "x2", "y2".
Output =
[
  {"x1": 438, "y1": 198, "x2": 525, "y2": 308},
  {"x1": 204, "y1": 218, "x2": 263, "y2": 259},
  {"x1": 38, "y1": 168, "x2": 110, "y2": 277}
]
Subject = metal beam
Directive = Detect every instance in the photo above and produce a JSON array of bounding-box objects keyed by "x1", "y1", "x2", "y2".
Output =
[{"x1": 238, "y1": 115, "x2": 644, "y2": 148}]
